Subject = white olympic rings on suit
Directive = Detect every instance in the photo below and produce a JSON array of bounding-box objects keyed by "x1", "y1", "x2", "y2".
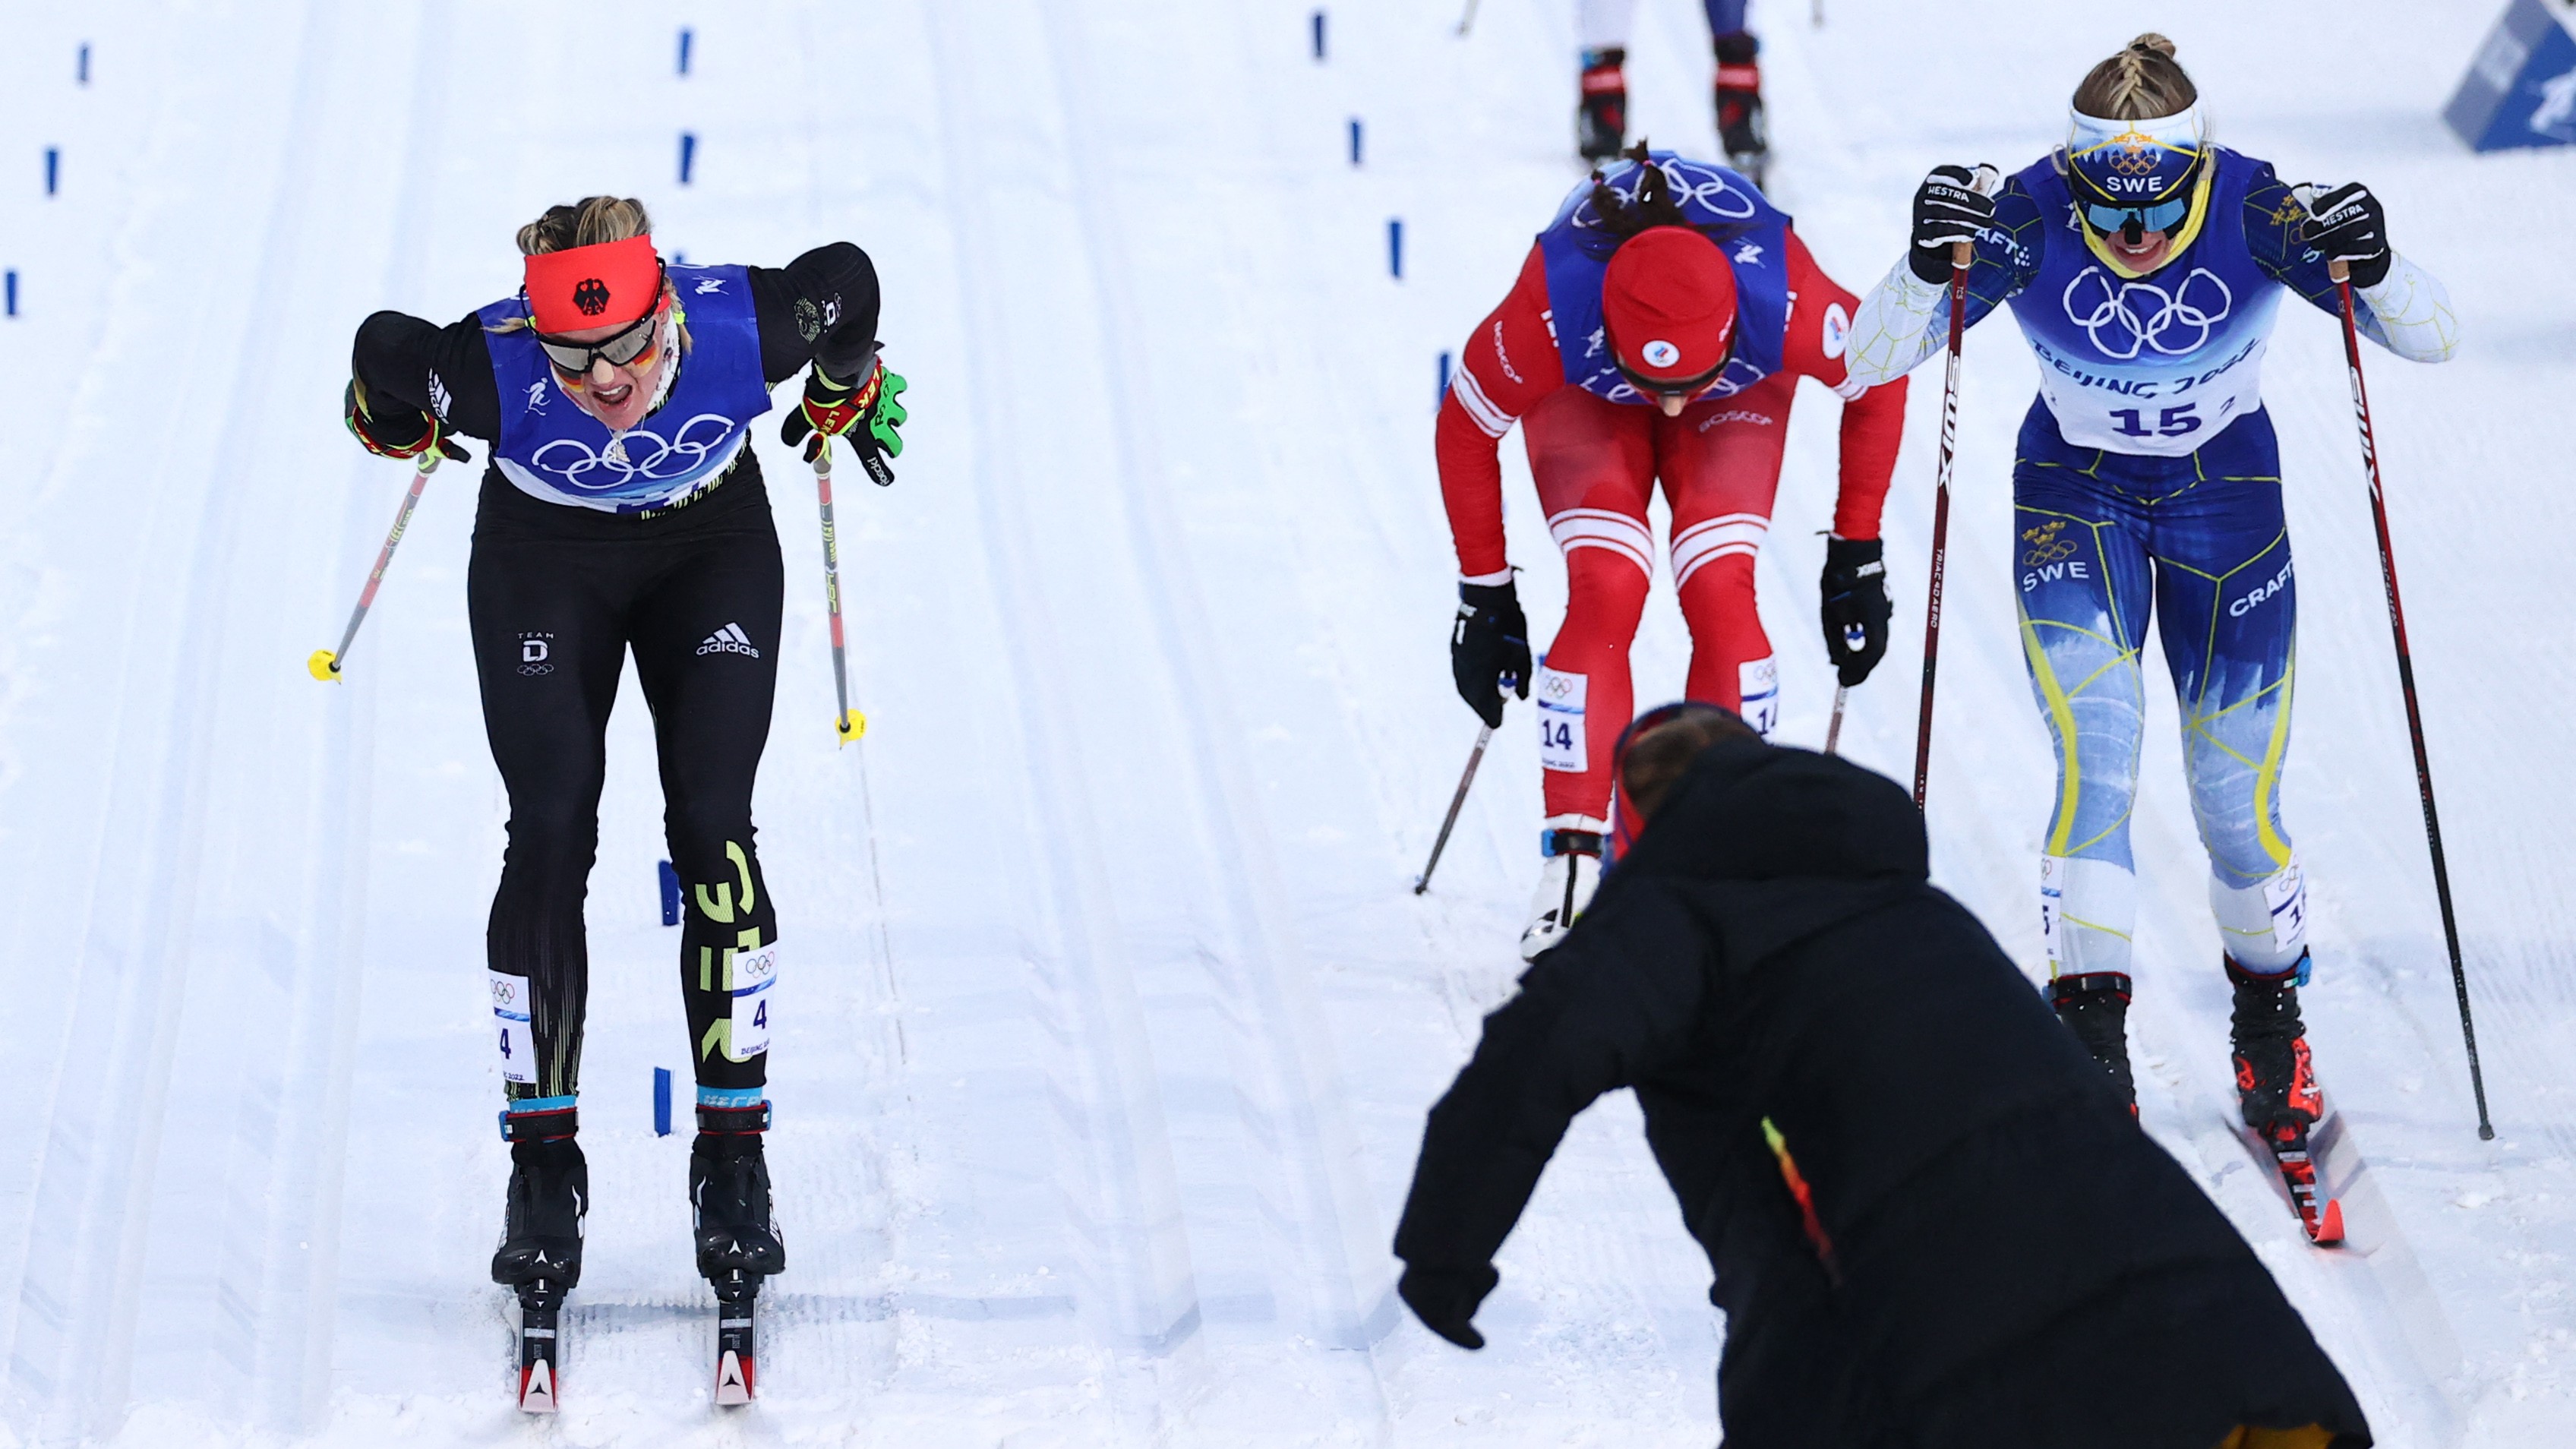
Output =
[
  {"x1": 2060, "y1": 266, "x2": 2234, "y2": 360},
  {"x1": 1578, "y1": 158, "x2": 1759, "y2": 227},
  {"x1": 529, "y1": 413, "x2": 740, "y2": 491}
]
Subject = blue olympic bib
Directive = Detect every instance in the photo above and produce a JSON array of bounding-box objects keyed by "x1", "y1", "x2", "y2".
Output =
[
  {"x1": 2005, "y1": 148, "x2": 2287, "y2": 456},
  {"x1": 1536, "y1": 153, "x2": 1791, "y2": 406},
  {"x1": 478, "y1": 263, "x2": 774, "y2": 513}
]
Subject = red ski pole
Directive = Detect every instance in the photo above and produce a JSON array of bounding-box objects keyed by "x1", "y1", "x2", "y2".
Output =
[
  {"x1": 2316, "y1": 240, "x2": 2493, "y2": 1139},
  {"x1": 1911, "y1": 167, "x2": 1997, "y2": 806}
]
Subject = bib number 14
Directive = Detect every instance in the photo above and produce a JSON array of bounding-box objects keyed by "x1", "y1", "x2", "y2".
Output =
[{"x1": 2110, "y1": 402, "x2": 2201, "y2": 438}]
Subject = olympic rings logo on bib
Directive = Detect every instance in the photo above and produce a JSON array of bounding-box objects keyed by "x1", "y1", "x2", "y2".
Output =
[
  {"x1": 2060, "y1": 265, "x2": 2233, "y2": 361},
  {"x1": 1574, "y1": 157, "x2": 1759, "y2": 229},
  {"x1": 529, "y1": 412, "x2": 740, "y2": 492}
]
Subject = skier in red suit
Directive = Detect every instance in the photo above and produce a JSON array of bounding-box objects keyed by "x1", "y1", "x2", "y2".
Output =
[{"x1": 1437, "y1": 149, "x2": 1908, "y2": 958}]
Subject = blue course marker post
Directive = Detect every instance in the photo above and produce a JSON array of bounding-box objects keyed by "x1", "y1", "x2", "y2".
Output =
[
  {"x1": 5, "y1": 271, "x2": 17, "y2": 317},
  {"x1": 678, "y1": 132, "x2": 697, "y2": 185},
  {"x1": 1388, "y1": 219, "x2": 1403, "y2": 279},
  {"x1": 677, "y1": 27, "x2": 693, "y2": 75},
  {"x1": 1438, "y1": 351, "x2": 1452, "y2": 408},
  {"x1": 1349, "y1": 118, "x2": 1363, "y2": 166},
  {"x1": 77, "y1": 45, "x2": 89, "y2": 84},
  {"x1": 658, "y1": 860, "x2": 682, "y2": 926},
  {"x1": 653, "y1": 1068, "x2": 673, "y2": 1136},
  {"x1": 1312, "y1": 10, "x2": 1326, "y2": 60},
  {"x1": 45, "y1": 149, "x2": 59, "y2": 196}
]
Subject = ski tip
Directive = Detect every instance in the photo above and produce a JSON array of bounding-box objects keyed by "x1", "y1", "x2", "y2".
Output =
[
  {"x1": 307, "y1": 649, "x2": 342, "y2": 682},
  {"x1": 715, "y1": 1349, "x2": 756, "y2": 1406},
  {"x1": 2311, "y1": 1198, "x2": 2347, "y2": 1246},
  {"x1": 518, "y1": 1359, "x2": 559, "y2": 1414}
]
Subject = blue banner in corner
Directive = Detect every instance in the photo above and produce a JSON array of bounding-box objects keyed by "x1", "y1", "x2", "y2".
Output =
[{"x1": 2447, "y1": 0, "x2": 2576, "y2": 151}]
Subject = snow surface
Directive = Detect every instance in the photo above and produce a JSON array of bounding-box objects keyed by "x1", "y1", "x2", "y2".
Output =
[{"x1": 1, "y1": 0, "x2": 2571, "y2": 1444}]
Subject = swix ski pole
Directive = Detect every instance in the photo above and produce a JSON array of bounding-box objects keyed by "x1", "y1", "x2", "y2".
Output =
[
  {"x1": 2309, "y1": 224, "x2": 2492, "y2": 1138},
  {"x1": 1825, "y1": 687, "x2": 1848, "y2": 756},
  {"x1": 1414, "y1": 719, "x2": 1495, "y2": 895},
  {"x1": 1456, "y1": 0, "x2": 1482, "y2": 37},
  {"x1": 814, "y1": 443, "x2": 867, "y2": 745},
  {"x1": 1913, "y1": 165, "x2": 1998, "y2": 807},
  {"x1": 309, "y1": 453, "x2": 439, "y2": 682}
]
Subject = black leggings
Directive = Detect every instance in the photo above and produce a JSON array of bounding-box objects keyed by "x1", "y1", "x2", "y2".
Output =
[{"x1": 468, "y1": 463, "x2": 784, "y2": 1103}]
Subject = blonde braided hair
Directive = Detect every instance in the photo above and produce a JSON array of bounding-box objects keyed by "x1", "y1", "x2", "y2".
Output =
[{"x1": 2072, "y1": 33, "x2": 2198, "y2": 120}]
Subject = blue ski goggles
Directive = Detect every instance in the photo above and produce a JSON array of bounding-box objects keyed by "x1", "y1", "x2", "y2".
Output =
[{"x1": 2079, "y1": 194, "x2": 2193, "y2": 236}]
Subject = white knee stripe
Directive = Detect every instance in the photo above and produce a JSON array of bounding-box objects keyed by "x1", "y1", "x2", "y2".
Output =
[
  {"x1": 1549, "y1": 509, "x2": 1656, "y2": 578},
  {"x1": 2041, "y1": 854, "x2": 2138, "y2": 977},
  {"x1": 1450, "y1": 363, "x2": 1512, "y2": 438},
  {"x1": 1671, "y1": 513, "x2": 1768, "y2": 588},
  {"x1": 2211, "y1": 853, "x2": 2307, "y2": 971}
]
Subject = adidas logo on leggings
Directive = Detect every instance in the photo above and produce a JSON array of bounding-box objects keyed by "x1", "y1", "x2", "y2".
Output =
[{"x1": 696, "y1": 622, "x2": 761, "y2": 658}]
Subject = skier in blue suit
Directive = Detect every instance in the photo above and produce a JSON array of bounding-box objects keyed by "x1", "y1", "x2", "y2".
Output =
[{"x1": 1843, "y1": 33, "x2": 2455, "y2": 1222}]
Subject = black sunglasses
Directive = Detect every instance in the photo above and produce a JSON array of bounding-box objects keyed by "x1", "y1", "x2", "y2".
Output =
[
  {"x1": 1614, "y1": 332, "x2": 1735, "y2": 400},
  {"x1": 535, "y1": 303, "x2": 666, "y2": 374}
]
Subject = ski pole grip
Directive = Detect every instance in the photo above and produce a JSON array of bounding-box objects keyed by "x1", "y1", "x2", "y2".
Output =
[
  {"x1": 1949, "y1": 166, "x2": 2003, "y2": 271},
  {"x1": 2284, "y1": 185, "x2": 2353, "y2": 285}
]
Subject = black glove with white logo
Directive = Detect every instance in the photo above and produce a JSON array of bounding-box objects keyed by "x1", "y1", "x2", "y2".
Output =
[
  {"x1": 2298, "y1": 182, "x2": 2391, "y2": 289},
  {"x1": 1820, "y1": 537, "x2": 1892, "y2": 687},
  {"x1": 1398, "y1": 1262, "x2": 1498, "y2": 1350},
  {"x1": 1908, "y1": 164, "x2": 1995, "y2": 284},
  {"x1": 1451, "y1": 579, "x2": 1531, "y2": 729}
]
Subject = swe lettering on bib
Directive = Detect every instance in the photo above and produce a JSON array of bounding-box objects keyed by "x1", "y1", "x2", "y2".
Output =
[{"x1": 1536, "y1": 665, "x2": 1588, "y2": 772}]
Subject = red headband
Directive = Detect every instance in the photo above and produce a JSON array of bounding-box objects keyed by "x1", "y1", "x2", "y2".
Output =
[{"x1": 524, "y1": 234, "x2": 662, "y2": 333}]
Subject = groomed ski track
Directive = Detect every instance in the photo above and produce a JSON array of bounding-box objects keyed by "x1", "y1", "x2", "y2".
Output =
[{"x1": 0, "y1": 1, "x2": 2571, "y2": 1444}]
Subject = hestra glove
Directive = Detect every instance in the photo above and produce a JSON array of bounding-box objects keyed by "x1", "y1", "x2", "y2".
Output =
[
  {"x1": 780, "y1": 352, "x2": 908, "y2": 483},
  {"x1": 343, "y1": 378, "x2": 471, "y2": 465},
  {"x1": 1451, "y1": 579, "x2": 1531, "y2": 729},
  {"x1": 2297, "y1": 182, "x2": 2391, "y2": 289},
  {"x1": 1819, "y1": 536, "x2": 1892, "y2": 687},
  {"x1": 1908, "y1": 164, "x2": 1995, "y2": 285}
]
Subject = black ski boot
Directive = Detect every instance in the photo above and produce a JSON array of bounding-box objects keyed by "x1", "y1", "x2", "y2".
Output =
[
  {"x1": 693, "y1": 1103, "x2": 782, "y2": 1406},
  {"x1": 491, "y1": 1133, "x2": 589, "y2": 1292},
  {"x1": 491, "y1": 1124, "x2": 585, "y2": 1413},
  {"x1": 2050, "y1": 971, "x2": 2137, "y2": 1114},
  {"x1": 1577, "y1": 49, "x2": 1627, "y2": 162},
  {"x1": 1713, "y1": 32, "x2": 1768, "y2": 185},
  {"x1": 2229, "y1": 954, "x2": 2323, "y2": 1136}
]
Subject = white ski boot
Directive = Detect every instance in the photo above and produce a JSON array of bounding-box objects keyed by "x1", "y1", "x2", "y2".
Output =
[{"x1": 1520, "y1": 814, "x2": 1608, "y2": 960}]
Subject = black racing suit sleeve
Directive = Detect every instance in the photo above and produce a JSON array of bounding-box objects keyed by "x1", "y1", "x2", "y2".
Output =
[
  {"x1": 352, "y1": 310, "x2": 504, "y2": 440},
  {"x1": 1392, "y1": 881, "x2": 1712, "y2": 1274},
  {"x1": 749, "y1": 242, "x2": 883, "y2": 387}
]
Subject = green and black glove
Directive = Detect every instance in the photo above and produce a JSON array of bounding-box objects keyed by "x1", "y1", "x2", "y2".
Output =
[{"x1": 780, "y1": 353, "x2": 908, "y2": 484}]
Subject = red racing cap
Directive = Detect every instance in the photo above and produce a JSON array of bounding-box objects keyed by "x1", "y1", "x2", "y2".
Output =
[
  {"x1": 524, "y1": 234, "x2": 662, "y2": 333},
  {"x1": 1600, "y1": 226, "x2": 1738, "y2": 387}
]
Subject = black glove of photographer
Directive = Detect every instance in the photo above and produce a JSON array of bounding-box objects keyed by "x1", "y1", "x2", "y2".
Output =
[
  {"x1": 1820, "y1": 536, "x2": 1892, "y2": 687},
  {"x1": 1451, "y1": 579, "x2": 1531, "y2": 729},
  {"x1": 1398, "y1": 1262, "x2": 1498, "y2": 1350}
]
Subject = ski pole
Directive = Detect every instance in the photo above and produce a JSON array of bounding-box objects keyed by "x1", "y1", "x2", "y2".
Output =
[
  {"x1": 309, "y1": 452, "x2": 439, "y2": 682},
  {"x1": 1824, "y1": 620, "x2": 1864, "y2": 756},
  {"x1": 1912, "y1": 165, "x2": 1998, "y2": 807},
  {"x1": 1456, "y1": 0, "x2": 1482, "y2": 37},
  {"x1": 2306, "y1": 221, "x2": 2492, "y2": 1140},
  {"x1": 1413, "y1": 719, "x2": 1495, "y2": 894},
  {"x1": 813, "y1": 442, "x2": 867, "y2": 745}
]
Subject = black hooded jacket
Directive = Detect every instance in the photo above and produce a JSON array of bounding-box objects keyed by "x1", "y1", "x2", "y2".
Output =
[{"x1": 1393, "y1": 737, "x2": 2369, "y2": 1448}]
